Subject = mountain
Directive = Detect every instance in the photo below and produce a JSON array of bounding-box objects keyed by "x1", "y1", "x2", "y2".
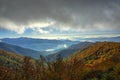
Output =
[
  {"x1": 68, "y1": 42, "x2": 120, "y2": 69},
  {"x1": 1, "y1": 37, "x2": 79, "y2": 51},
  {"x1": 0, "y1": 42, "x2": 43, "y2": 58},
  {"x1": 78, "y1": 36, "x2": 120, "y2": 42},
  {"x1": 0, "y1": 42, "x2": 120, "y2": 80},
  {"x1": 64, "y1": 42, "x2": 120, "y2": 80},
  {"x1": 47, "y1": 42, "x2": 93, "y2": 61}
]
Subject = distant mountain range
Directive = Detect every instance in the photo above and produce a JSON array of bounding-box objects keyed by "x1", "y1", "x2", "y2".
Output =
[
  {"x1": 46, "y1": 36, "x2": 120, "y2": 61},
  {"x1": 0, "y1": 36, "x2": 119, "y2": 60},
  {"x1": 0, "y1": 42, "x2": 43, "y2": 58},
  {"x1": 78, "y1": 36, "x2": 120, "y2": 42},
  {"x1": 47, "y1": 42, "x2": 93, "y2": 61},
  {"x1": 0, "y1": 37, "x2": 79, "y2": 51}
]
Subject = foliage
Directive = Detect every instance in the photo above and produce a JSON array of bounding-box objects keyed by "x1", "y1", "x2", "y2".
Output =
[{"x1": 0, "y1": 42, "x2": 120, "y2": 80}]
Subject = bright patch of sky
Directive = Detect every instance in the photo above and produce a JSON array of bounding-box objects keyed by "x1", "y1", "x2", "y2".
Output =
[{"x1": 0, "y1": 28, "x2": 120, "y2": 40}]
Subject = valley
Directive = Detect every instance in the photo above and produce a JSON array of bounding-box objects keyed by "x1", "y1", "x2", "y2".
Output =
[{"x1": 0, "y1": 38, "x2": 120, "y2": 80}]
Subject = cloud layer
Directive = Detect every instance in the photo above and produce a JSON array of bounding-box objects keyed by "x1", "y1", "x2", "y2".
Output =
[{"x1": 0, "y1": 0, "x2": 120, "y2": 34}]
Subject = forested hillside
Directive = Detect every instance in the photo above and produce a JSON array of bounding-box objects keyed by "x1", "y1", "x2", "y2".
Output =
[
  {"x1": 0, "y1": 42, "x2": 120, "y2": 80},
  {"x1": 0, "y1": 50, "x2": 23, "y2": 68}
]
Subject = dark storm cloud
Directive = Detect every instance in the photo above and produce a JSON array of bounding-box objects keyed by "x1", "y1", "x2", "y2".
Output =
[{"x1": 0, "y1": 0, "x2": 120, "y2": 33}]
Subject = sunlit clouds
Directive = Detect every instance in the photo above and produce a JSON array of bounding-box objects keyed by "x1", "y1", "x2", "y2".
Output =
[{"x1": 0, "y1": 0, "x2": 120, "y2": 39}]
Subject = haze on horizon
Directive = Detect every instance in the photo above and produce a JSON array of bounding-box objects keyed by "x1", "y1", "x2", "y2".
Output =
[{"x1": 0, "y1": 0, "x2": 120, "y2": 40}]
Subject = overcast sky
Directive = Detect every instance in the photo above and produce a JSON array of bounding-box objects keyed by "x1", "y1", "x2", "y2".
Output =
[{"x1": 0, "y1": 0, "x2": 120, "y2": 40}]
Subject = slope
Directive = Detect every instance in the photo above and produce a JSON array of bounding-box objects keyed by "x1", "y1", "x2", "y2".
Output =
[
  {"x1": 47, "y1": 42, "x2": 93, "y2": 61},
  {"x1": 0, "y1": 42, "x2": 42, "y2": 59},
  {"x1": 0, "y1": 50, "x2": 24, "y2": 68},
  {"x1": 69, "y1": 42, "x2": 120, "y2": 71},
  {"x1": 65, "y1": 42, "x2": 120, "y2": 79}
]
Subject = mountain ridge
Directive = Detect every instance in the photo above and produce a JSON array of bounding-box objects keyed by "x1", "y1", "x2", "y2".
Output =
[
  {"x1": 1, "y1": 37, "x2": 79, "y2": 51},
  {"x1": 47, "y1": 42, "x2": 93, "y2": 61},
  {"x1": 0, "y1": 42, "x2": 42, "y2": 58}
]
